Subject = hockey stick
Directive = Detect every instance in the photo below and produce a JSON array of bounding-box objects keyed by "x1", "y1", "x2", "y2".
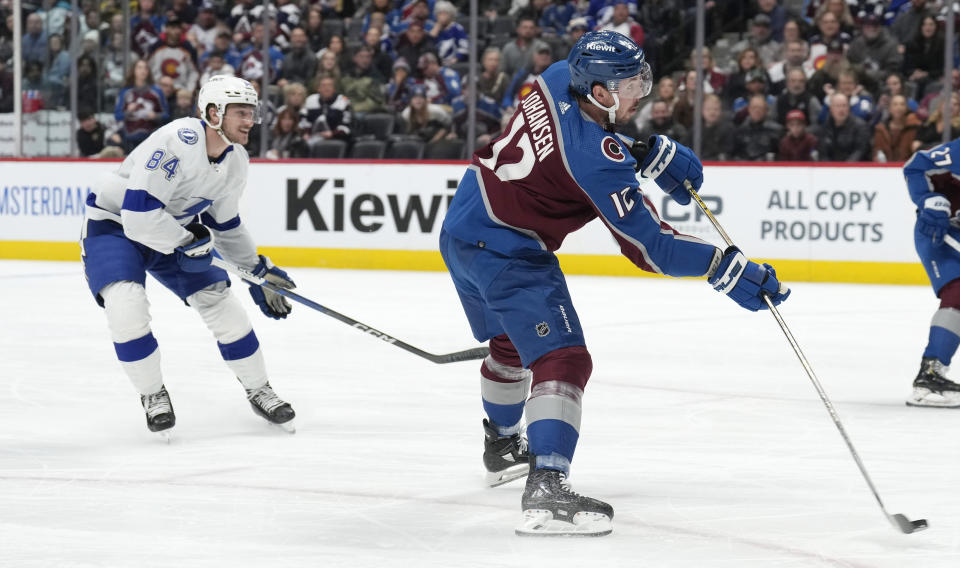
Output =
[
  {"x1": 685, "y1": 182, "x2": 928, "y2": 534},
  {"x1": 210, "y1": 257, "x2": 490, "y2": 364},
  {"x1": 943, "y1": 234, "x2": 960, "y2": 255}
]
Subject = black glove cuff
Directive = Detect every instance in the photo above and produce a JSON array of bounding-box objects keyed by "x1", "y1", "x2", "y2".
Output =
[
  {"x1": 185, "y1": 223, "x2": 210, "y2": 242},
  {"x1": 628, "y1": 140, "x2": 650, "y2": 172}
]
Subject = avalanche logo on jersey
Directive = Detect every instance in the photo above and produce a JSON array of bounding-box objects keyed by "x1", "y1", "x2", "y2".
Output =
[
  {"x1": 177, "y1": 128, "x2": 199, "y2": 145},
  {"x1": 161, "y1": 58, "x2": 182, "y2": 78},
  {"x1": 600, "y1": 136, "x2": 625, "y2": 162}
]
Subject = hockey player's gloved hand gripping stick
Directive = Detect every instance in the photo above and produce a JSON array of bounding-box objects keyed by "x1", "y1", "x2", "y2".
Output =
[
  {"x1": 210, "y1": 257, "x2": 490, "y2": 364},
  {"x1": 685, "y1": 182, "x2": 928, "y2": 535}
]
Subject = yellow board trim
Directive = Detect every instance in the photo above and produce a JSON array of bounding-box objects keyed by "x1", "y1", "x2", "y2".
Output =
[{"x1": 1, "y1": 241, "x2": 928, "y2": 285}]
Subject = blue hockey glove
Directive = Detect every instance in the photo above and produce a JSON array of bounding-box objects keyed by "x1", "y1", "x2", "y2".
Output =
[
  {"x1": 917, "y1": 193, "x2": 952, "y2": 244},
  {"x1": 638, "y1": 134, "x2": 703, "y2": 206},
  {"x1": 708, "y1": 247, "x2": 790, "y2": 312},
  {"x1": 249, "y1": 255, "x2": 295, "y2": 319},
  {"x1": 174, "y1": 223, "x2": 214, "y2": 273}
]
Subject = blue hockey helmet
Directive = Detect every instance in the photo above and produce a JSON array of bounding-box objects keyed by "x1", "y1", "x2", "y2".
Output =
[{"x1": 568, "y1": 31, "x2": 653, "y2": 99}]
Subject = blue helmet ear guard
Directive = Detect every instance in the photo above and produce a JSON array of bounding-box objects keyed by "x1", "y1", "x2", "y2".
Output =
[{"x1": 567, "y1": 30, "x2": 653, "y2": 99}]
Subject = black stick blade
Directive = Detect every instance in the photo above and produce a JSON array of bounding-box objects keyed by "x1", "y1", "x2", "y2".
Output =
[{"x1": 890, "y1": 514, "x2": 928, "y2": 534}]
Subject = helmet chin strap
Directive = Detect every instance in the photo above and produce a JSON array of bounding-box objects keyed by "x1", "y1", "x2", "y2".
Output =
[
  {"x1": 208, "y1": 107, "x2": 235, "y2": 146},
  {"x1": 587, "y1": 91, "x2": 620, "y2": 128}
]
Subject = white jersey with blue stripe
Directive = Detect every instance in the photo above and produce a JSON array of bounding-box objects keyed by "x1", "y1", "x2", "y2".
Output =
[{"x1": 85, "y1": 118, "x2": 259, "y2": 268}]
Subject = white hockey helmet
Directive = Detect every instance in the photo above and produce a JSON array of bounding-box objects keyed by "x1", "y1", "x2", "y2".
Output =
[{"x1": 197, "y1": 75, "x2": 261, "y2": 142}]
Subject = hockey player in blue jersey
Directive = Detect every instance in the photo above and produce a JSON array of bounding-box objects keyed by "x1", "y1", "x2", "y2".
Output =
[
  {"x1": 439, "y1": 30, "x2": 790, "y2": 536},
  {"x1": 81, "y1": 76, "x2": 298, "y2": 437},
  {"x1": 904, "y1": 136, "x2": 960, "y2": 408}
]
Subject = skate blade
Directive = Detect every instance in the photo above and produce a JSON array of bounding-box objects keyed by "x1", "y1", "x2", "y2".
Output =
[
  {"x1": 271, "y1": 420, "x2": 296, "y2": 434},
  {"x1": 906, "y1": 389, "x2": 960, "y2": 408},
  {"x1": 486, "y1": 463, "x2": 529, "y2": 487},
  {"x1": 155, "y1": 429, "x2": 173, "y2": 444},
  {"x1": 515, "y1": 509, "x2": 612, "y2": 537}
]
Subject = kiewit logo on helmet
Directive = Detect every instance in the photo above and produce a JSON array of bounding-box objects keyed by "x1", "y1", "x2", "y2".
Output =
[{"x1": 585, "y1": 41, "x2": 616, "y2": 52}]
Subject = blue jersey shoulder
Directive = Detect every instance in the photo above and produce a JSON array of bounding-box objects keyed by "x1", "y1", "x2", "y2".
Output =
[{"x1": 540, "y1": 63, "x2": 639, "y2": 197}]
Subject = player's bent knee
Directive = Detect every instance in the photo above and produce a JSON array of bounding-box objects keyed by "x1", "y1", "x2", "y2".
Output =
[
  {"x1": 529, "y1": 346, "x2": 593, "y2": 391},
  {"x1": 188, "y1": 282, "x2": 253, "y2": 342},
  {"x1": 101, "y1": 281, "x2": 151, "y2": 342},
  {"x1": 940, "y1": 279, "x2": 960, "y2": 309},
  {"x1": 489, "y1": 334, "x2": 524, "y2": 368}
]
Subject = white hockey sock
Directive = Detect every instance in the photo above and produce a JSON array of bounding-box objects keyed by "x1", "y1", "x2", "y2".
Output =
[
  {"x1": 188, "y1": 283, "x2": 268, "y2": 390},
  {"x1": 101, "y1": 281, "x2": 164, "y2": 395}
]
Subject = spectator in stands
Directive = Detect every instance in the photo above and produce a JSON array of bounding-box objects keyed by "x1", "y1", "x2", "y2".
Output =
[
  {"x1": 755, "y1": 0, "x2": 787, "y2": 41},
  {"x1": 415, "y1": 52, "x2": 465, "y2": 114},
  {"x1": 733, "y1": 69, "x2": 776, "y2": 124},
  {"x1": 396, "y1": 22, "x2": 436, "y2": 73},
  {"x1": 363, "y1": 26, "x2": 396, "y2": 81},
  {"x1": 539, "y1": 0, "x2": 577, "y2": 37},
  {"x1": 874, "y1": 72, "x2": 919, "y2": 124},
  {"x1": 767, "y1": 40, "x2": 812, "y2": 96},
  {"x1": 818, "y1": 68, "x2": 874, "y2": 124},
  {"x1": 315, "y1": 49, "x2": 343, "y2": 85},
  {"x1": 807, "y1": 45, "x2": 850, "y2": 100},
  {"x1": 598, "y1": 0, "x2": 644, "y2": 46},
  {"x1": 113, "y1": 59, "x2": 169, "y2": 153},
  {"x1": 170, "y1": 88, "x2": 195, "y2": 120},
  {"x1": 157, "y1": 74, "x2": 177, "y2": 110},
  {"x1": 279, "y1": 27, "x2": 318, "y2": 88},
  {"x1": 304, "y1": 7, "x2": 327, "y2": 53},
  {"x1": 341, "y1": 45, "x2": 387, "y2": 114},
  {"x1": 22, "y1": 13, "x2": 47, "y2": 64},
  {"x1": 637, "y1": 0, "x2": 682, "y2": 75},
  {"x1": 916, "y1": 69, "x2": 960, "y2": 121},
  {"x1": 76, "y1": 109, "x2": 106, "y2": 157},
  {"x1": 563, "y1": 17, "x2": 591, "y2": 53},
  {"x1": 502, "y1": 43, "x2": 553, "y2": 112},
  {"x1": 301, "y1": 75, "x2": 353, "y2": 141},
  {"x1": 44, "y1": 33, "x2": 70, "y2": 107},
  {"x1": 401, "y1": 0, "x2": 435, "y2": 31},
  {"x1": 267, "y1": 107, "x2": 310, "y2": 159},
  {"x1": 781, "y1": 17, "x2": 805, "y2": 46},
  {"x1": 689, "y1": 46, "x2": 727, "y2": 96},
  {"x1": 815, "y1": 92, "x2": 871, "y2": 161},
  {"x1": 733, "y1": 95, "x2": 783, "y2": 160},
  {"x1": 672, "y1": 69, "x2": 702, "y2": 130},
  {"x1": 903, "y1": 15, "x2": 944, "y2": 100},
  {"x1": 777, "y1": 109, "x2": 818, "y2": 161},
  {"x1": 400, "y1": 85, "x2": 454, "y2": 144},
  {"x1": 725, "y1": 47, "x2": 766, "y2": 108},
  {"x1": 731, "y1": 14, "x2": 781, "y2": 71},
  {"x1": 240, "y1": 21, "x2": 284, "y2": 83},
  {"x1": 276, "y1": 82, "x2": 309, "y2": 122},
  {"x1": 637, "y1": 99, "x2": 689, "y2": 146},
  {"x1": 149, "y1": 17, "x2": 199, "y2": 92},
  {"x1": 846, "y1": 13, "x2": 902, "y2": 96},
  {"x1": 914, "y1": 92, "x2": 960, "y2": 152},
  {"x1": 199, "y1": 52, "x2": 236, "y2": 85},
  {"x1": 891, "y1": 0, "x2": 936, "y2": 45},
  {"x1": 228, "y1": 0, "x2": 257, "y2": 35},
  {"x1": 430, "y1": 0, "x2": 469, "y2": 65},
  {"x1": 808, "y1": 11, "x2": 851, "y2": 60},
  {"x1": 776, "y1": 67, "x2": 822, "y2": 126},
  {"x1": 188, "y1": 2, "x2": 221, "y2": 55},
  {"x1": 499, "y1": 16, "x2": 546, "y2": 80},
  {"x1": 203, "y1": 31, "x2": 243, "y2": 69},
  {"x1": 700, "y1": 93, "x2": 735, "y2": 160},
  {"x1": 633, "y1": 74, "x2": 677, "y2": 133},
  {"x1": 75, "y1": 55, "x2": 100, "y2": 112},
  {"x1": 872, "y1": 94, "x2": 920, "y2": 162},
  {"x1": 132, "y1": 0, "x2": 166, "y2": 33},
  {"x1": 387, "y1": 58, "x2": 416, "y2": 112},
  {"x1": 22, "y1": 60, "x2": 54, "y2": 112}
]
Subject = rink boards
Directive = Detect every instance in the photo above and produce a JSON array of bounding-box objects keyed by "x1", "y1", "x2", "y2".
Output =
[{"x1": 0, "y1": 159, "x2": 924, "y2": 285}]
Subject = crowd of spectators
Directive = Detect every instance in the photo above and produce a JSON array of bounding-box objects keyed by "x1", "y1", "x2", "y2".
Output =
[{"x1": 1, "y1": 0, "x2": 958, "y2": 161}]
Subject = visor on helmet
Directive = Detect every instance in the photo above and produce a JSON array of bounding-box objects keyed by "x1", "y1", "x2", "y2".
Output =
[
  {"x1": 224, "y1": 102, "x2": 263, "y2": 125},
  {"x1": 605, "y1": 61, "x2": 653, "y2": 99}
]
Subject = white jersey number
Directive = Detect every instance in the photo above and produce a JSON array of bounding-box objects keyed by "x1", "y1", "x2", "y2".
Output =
[{"x1": 477, "y1": 112, "x2": 535, "y2": 182}]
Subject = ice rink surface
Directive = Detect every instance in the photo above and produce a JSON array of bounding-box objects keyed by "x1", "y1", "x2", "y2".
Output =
[{"x1": 0, "y1": 259, "x2": 957, "y2": 567}]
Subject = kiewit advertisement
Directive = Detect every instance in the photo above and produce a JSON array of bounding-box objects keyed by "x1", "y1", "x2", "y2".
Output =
[{"x1": 0, "y1": 160, "x2": 923, "y2": 283}]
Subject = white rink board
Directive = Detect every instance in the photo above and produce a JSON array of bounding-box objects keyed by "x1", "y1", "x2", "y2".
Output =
[{"x1": 0, "y1": 161, "x2": 916, "y2": 262}]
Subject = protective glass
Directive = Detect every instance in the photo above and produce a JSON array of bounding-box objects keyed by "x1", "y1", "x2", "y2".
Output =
[{"x1": 607, "y1": 62, "x2": 653, "y2": 99}]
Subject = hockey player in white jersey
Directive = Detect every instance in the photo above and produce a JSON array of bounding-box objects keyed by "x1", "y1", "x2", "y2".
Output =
[{"x1": 81, "y1": 75, "x2": 297, "y2": 436}]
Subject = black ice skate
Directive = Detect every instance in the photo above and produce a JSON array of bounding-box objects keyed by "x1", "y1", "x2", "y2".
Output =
[
  {"x1": 483, "y1": 418, "x2": 529, "y2": 487},
  {"x1": 515, "y1": 467, "x2": 613, "y2": 537},
  {"x1": 141, "y1": 385, "x2": 175, "y2": 437},
  {"x1": 907, "y1": 357, "x2": 960, "y2": 408},
  {"x1": 245, "y1": 381, "x2": 296, "y2": 432}
]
